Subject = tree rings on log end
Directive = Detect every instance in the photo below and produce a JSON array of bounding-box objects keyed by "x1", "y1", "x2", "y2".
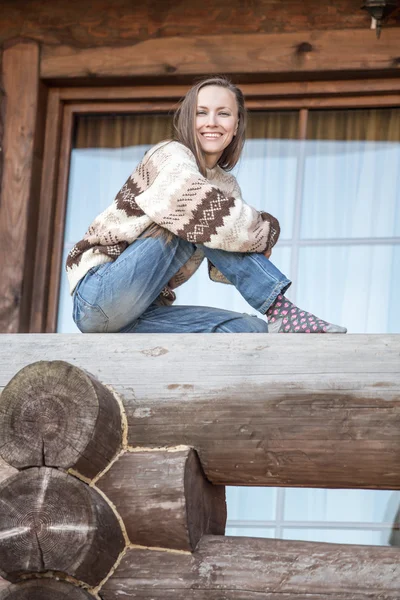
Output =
[
  {"x1": 0, "y1": 579, "x2": 92, "y2": 599},
  {"x1": 0, "y1": 467, "x2": 125, "y2": 586},
  {"x1": 0, "y1": 361, "x2": 122, "y2": 478},
  {"x1": 97, "y1": 448, "x2": 226, "y2": 551}
]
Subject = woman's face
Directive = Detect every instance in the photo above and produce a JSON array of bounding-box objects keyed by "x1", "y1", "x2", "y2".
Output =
[{"x1": 195, "y1": 85, "x2": 239, "y2": 168}]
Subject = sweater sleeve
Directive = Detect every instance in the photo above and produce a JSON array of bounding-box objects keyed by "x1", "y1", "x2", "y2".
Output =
[{"x1": 134, "y1": 141, "x2": 280, "y2": 253}]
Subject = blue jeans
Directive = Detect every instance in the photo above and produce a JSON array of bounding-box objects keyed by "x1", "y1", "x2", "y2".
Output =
[{"x1": 72, "y1": 236, "x2": 291, "y2": 333}]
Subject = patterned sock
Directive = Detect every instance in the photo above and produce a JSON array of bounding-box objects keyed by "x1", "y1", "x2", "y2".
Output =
[{"x1": 266, "y1": 294, "x2": 347, "y2": 333}]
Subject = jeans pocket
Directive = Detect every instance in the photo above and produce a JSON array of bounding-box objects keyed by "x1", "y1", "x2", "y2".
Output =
[{"x1": 73, "y1": 291, "x2": 109, "y2": 333}]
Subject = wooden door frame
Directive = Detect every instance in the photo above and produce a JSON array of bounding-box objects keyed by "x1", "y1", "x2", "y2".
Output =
[{"x1": 30, "y1": 78, "x2": 400, "y2": 332}]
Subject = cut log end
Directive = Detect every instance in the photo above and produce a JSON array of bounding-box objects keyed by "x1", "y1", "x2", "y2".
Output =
[
  {"x1": 97, "y1": 448, "x2": 226, "y2": 551},
  {"x1": 0, "y1": 361, "x2": 122, "y2": 478},
  {"x1": 0, "y1": 467, "x2": 125, "y2": 586},
  {"x1": 185, "y1": 449, "x2": 226, "y2": 549},
  {"x1": 0, "y1": 579, "x2": 93, "y2": 599}
]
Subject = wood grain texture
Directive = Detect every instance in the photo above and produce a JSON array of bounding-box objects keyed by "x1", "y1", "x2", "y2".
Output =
[
  {"x1": 40, "y1": 29, "x2": 400, "y2": 79},
  {"x1": 0, "y1": 42, "x2": 40, "y2": 334},
  {"x1": 0, "y1": 51, "x2": 4, "y2": 207},
  {"x1": 0, "y1": 0, "x2": 391, "y2": 49},
  {"x1": 0, "y1": 459, "x2": 16, "y2": 485},
  {"x1": 101, "y1": 534, "x2": 400, "y2": 599},
  {"x1": 0, "y1": 467, "x2": 124, "y2": 586},
  {"x1": 97, "y1": 449, "x2": 226, "y2": 551},
  {"x1": 0, "y1": 579, "x2": 93, "y2": 599},
  {"x1": 0, "y1": 360, "x2": 122, "y2": 478},
  {"x1": 29, "y1": 88, "x2": 62, "y2": 333},
  {"x1": 0, "y1": 334, "x2": 399, "y2": 489}
]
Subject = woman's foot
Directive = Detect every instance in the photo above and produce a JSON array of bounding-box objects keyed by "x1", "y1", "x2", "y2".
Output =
[{"x1": 266, "y1": 294, "x2": 347, "y2": 333}]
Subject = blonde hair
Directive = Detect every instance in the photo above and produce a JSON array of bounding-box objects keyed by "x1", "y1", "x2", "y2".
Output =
[{"x1": 174, "y1": 76, "x2": 247, "y2": 177}]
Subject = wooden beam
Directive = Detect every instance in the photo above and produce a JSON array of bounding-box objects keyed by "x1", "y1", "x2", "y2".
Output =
[
  {"x1": 101, "y1": 535, "x2": 400, "y2": 599},
  {"x1": 0, "y1": 334, "x2": 399, "y2": 489},
  {"x1": 56, "y1": 78, "x2": 400, "y2": 102},
  {"x1": 29, "y1": 88, "x2": 62, "y2": 333},
  {"x1": 41, "y1": 29, "x2": 400, "y2": 79},
  {"x1": 0, "y1": 41, "x2": 41, "y2": 333},
  {"x1": 96, "y1": 449, "x2": 226, "y2": 551}
]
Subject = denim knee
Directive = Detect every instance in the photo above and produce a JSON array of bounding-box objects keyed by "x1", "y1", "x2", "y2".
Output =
[{"x1": 242, "y1": 314, "x2": 269, "y2": 333}]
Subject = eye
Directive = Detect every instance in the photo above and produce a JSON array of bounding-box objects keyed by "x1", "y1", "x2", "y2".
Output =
[
  {"x1": 219, "y1": 111, "x2": 231, "y2": 116},
  {"x1": 196, "y1": 110, "x2": 207, "y2": 115}
]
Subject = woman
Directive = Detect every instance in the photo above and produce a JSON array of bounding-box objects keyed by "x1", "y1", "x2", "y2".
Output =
[{"x1": 67, "y1": 76, "x2": 346, "y2": 334}]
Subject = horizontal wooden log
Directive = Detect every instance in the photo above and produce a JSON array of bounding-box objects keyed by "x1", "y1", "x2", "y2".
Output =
[
  {"x1": 97, "y1": 449, "x2": 226, "y2": 550},
  {"x1": 0, "y1": 579, "x2": 92, "y2": 599},
  {"x1": 102, "y1": 534, "x2": 400, "y2": 598},
  {"x1": 0, "y1": 334, "x2": 399, "y2": 489},
  {"x1": 40, "y1": 29, "x2": 400, "y2": 79},
  {"x1": 0, "y1": 467, "x2": 124, "y2": 586},
  {"x1": 0, "y1": 0, "x2": 380, "y2": 50},
  {"x1": 101, "y1": 534, "x2": 400, "y2": 599},
  {"x1": 0, "y1": 360, "x2": 122, "y2": 478}
]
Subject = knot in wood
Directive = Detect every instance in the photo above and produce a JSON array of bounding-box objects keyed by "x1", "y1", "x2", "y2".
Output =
[{"x1": 296, "y1": 41, "x2": 314, "y2": 54}]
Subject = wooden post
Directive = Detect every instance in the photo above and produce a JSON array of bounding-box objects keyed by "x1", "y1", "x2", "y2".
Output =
[
  {"x1": 97, "y1": 449, "x2": 226, "y2": 551},
  {"x1": 0, "y1": 40, "x2": 43, "y2": 333},
  {"x1": 0, "y1": 360, "x2": 123, "y2": 478},
  {"x1": 0, "y1": 467, "x2": 125, "y2": 586},
  {"x1": 101, "y1": 535, "x2": 400, "y2": 599},
  {"x1": 0, "y1": 580, "x2": 93, "y2": 599}
]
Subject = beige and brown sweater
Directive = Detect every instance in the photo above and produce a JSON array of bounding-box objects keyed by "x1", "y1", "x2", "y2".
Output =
[{"x1": 66, "y1": 140, "x2": 280, "y2": 295}]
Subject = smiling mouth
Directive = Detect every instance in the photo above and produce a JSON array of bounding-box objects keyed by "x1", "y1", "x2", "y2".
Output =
[{"x1": 201, "y1": 133, "x2": 223, "y2": 139}]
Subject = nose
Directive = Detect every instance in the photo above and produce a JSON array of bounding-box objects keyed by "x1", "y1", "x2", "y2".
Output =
[{"x1": 206, "y1": 112, "x2": 217, "y2": 127}]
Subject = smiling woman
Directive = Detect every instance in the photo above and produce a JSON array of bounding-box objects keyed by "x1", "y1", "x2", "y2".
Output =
[
  {"x1": 196, "y1": 86, "x2": 239, "y2": 168},
  {"x1": 65, "y1": 76, "x2": 346, "y2": 335}
]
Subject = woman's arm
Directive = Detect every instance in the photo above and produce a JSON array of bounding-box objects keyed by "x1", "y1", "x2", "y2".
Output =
[{"x1": 132, "y1": 141, "x2": 280, "y2": 253}]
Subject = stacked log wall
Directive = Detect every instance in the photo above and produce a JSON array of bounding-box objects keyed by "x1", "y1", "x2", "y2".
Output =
[{"x1": 0, "y1": 334, "x2": 399, "y2": 598}]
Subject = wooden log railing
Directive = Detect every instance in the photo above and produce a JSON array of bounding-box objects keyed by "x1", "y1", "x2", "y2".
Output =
[
  {"x1": 0, "y1": 333, "x2": 399, "y2": 598},
  {"x1": 0, "y1": 334, "x2": 399, "y2": 489}
]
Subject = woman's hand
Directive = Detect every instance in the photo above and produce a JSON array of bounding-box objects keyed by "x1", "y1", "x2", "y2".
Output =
[{"x1": 263, "y1": 249, "x2": 272, "y2": 260}]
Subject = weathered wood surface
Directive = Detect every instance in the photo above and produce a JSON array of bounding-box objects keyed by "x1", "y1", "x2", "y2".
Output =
[
  {"x1": 0, "y1": 579, "x2": 92, "y2": 599},
  {"x1": 0, "y1": 459, "x2": 16, "y2": 485},
  {"x1": 0, "y1": 360, "x2": 122, "y2": 478},
  {"x1": 0, "y1": 0, "x2": 385, "y2": 49},
  {"x1": 0, "y1": 42, "x2": 41, "y2": 334},
  {"x1": 102, "y1": 534, "x2": 400, "y2": 599},
  {"x1": 40, "y1": 29, "x2": 400, "y2": 79},
  {"x1": 0, "y1": 467, "x2": 124, "y2": 586},
  {"x1": 0, "y1": 334, "x2": 399, "y2": 489},
  {"x1": 97, "y1": 449, "x2": 226, "y2": 551},
  {"x1": 0, "y1": 580, "x2": 8, "y2": 595}
]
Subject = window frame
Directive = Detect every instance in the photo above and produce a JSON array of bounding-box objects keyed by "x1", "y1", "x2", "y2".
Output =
[{"x1": 31, "y1": 79, "x2": 400, "y2": 332}]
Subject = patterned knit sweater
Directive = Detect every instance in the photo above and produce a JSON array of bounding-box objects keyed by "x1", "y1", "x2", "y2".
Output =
[{"x1": 66, "y1": 140, "x2": 280, "y2": 295}]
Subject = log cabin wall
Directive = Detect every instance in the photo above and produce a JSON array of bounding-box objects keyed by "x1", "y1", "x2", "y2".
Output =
[{"x1": 0, "y1": 0, "x2": 400, "y2": 333}]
